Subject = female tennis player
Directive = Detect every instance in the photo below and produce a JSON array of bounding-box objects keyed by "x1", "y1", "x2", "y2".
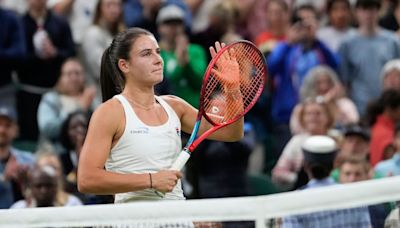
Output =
[{"x1": 77, "y1": 27, "x2": 244, "y2": 203}]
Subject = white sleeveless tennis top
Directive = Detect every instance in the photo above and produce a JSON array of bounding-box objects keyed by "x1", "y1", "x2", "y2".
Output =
[{"x1": 106, "y1": 94, "x2": 184, "y2": 203}]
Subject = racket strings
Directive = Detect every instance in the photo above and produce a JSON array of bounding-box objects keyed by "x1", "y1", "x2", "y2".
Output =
[{"x1": 203, "y1": 42, "x2": 266, "y2": 125}]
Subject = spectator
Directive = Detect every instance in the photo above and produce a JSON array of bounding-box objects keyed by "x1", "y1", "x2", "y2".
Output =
[
  {"x1": 339, "y1": 156, "x2": 390, "y2": 228},
  {"x1": 385, "y1": 201, "x2": 400, "y2": 228},
  {"x1": 267, "y1": 4, "x2": 339, "y2": 167},
  {"x1": 338, "y1": 0, "x2": 400, "y2": 116},
  {"x1": 317, "y1": 0, "x2": 355, "y2": 52},
  {"x1": 255, "y1": 0, "x2": 290, "y2": 56},
  {"x1": 375, "y1": 123, "x2": 400, "y2": 176},
  {"x1": 81, "y1": 0, "x2": 124, "y2": 103},
  {"x1": 290, "y1": 66, "x2": 359, "y2": 134},
  {"x1": 59, "y1": 111, "x2": 89, "y2": 183},
  {"x1": 157, "y1": 4, "x2": 207, "y2": 108},
  {"x1": 123, "y1": 0, "x2": 191, "y2": 38},
  {"x1": 11, "y1": 165, "x2": 58, "y2": 208},
  {"x1": 336, "y1": 123, "x2": 370, "y2": 162},
  {"x1": 35, "y1": 151, "x2": 82, "y2": 206},
  {"x1": 379, "y1": 0, "x2": 400, "y2": 34},
  {"x1": 380, "y1": 59, "x2": 400, "y2": 92},
  {"x1": 17, "y1": 0, "x2": 75, "y2": 142},
  {"x1": 367, "y1": 89, "x2": 400, "y2": 166},
  {"x1": 0, "y1": 105, "x2": 35, "y2": 209},
  {"x1": 272, "y1": 98, "x2": 335, "y2": 190},
  {"x1": 282, "y1": 136, "x2": 372, "y2": 227},
  {"x1": 339, "y1": 157, "x2": 372, "y2": 183},
  {"x1": 0, "y1": 6, "x2": 26, "y2": 112},
  {"x1": 232, "y1": 0, "x2": 269, "y2": 41},
  {"x1": 37, "y1": 58, "x2": 96, "y2": 147},
  {"x1": 58, "y1": 111, "x2": 113, "y2": 205},
  {"x1": 192, "y1": 122, "x2": 256, "y2": 199},
  {"x1": 330, "y1": 123, "x2": 378, "y2": 182},
  {"x1": 190, "y1": 0, "x2": 242, "y2": 62},
  {"x1": 47, "y1": 0, "x2": 98, "y2": 45},
  {"x1": 0, "y1": 0, "x2": 27, "y2": 14},
  {"x1": 183, "y1": 0, "x2": 220, "y2": 34}
]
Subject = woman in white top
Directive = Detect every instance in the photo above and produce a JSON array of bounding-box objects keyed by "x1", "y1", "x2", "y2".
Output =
[
  {"x1": 37, "y1": 58, "x2": 96, "y2": 146},
  {"x1": 272, "y1": 98, "x2": 336, "y2": 190},
  {"x1": 77, "y1": 28, "x2": 243, "y2": 204},
  {"x1": 81, "y1": 0, "x2": 125, "y2": 103}
]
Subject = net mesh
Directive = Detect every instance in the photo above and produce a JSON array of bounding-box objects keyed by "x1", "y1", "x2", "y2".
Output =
[
  {"x1": 2, "y1": 176, "x2": 400, "y2": 228},
  {"x1": 202, "y1": 42, "x2": 266, "y2": 125}
]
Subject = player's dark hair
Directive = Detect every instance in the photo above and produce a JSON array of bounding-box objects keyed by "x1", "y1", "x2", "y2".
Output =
[{"x1": 100, "y1": 27, "x2": 153, "y2": 102}]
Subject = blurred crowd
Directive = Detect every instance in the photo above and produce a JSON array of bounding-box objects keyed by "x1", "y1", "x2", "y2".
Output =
[{"x1": 1, "y1": 0, "x2": 400, "y2": 226}]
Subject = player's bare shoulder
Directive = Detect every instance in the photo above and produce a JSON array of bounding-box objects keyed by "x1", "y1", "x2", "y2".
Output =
[{"x1": 90, "y1": 98, "x2": 125, "y2": 132}]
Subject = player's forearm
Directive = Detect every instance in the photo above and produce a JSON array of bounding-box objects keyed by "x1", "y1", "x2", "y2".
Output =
[{"x1": 78, "y1": 168, "x2": 150, "y2": 195}]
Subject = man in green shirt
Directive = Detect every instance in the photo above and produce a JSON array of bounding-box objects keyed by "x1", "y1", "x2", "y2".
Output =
[{"x1": 156, "y1": 4, "x2": 207, "y2": 108}]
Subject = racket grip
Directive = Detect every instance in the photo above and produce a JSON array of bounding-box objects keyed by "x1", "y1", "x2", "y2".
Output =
[
  {"x1": 170, "y1": 149, "x2": 191, "y2": 171},
  {"x1": 154, "y1": 149, "x2": 190, "y2": 198}
]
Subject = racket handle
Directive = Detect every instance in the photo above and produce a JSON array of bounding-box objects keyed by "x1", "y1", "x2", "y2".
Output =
[
  {"x1": 154, "y1": 149, "x2": 191, "y2": 198},
  {"x1": 170, "y1": 149, "x2": 191, "y2": 171}
]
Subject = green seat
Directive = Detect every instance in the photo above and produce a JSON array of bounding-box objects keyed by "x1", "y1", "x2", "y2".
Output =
[
  {"x1": 248, "y1": 174, "x2": 281, "y2": 196},
  {"x1": 12, "y1": 140, "x2": 37, "y2": 153}
]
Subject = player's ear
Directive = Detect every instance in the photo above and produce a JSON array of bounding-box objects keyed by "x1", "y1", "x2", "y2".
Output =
[{"x1": 118, "y1": 59, "x2": 129, "y2": 74}]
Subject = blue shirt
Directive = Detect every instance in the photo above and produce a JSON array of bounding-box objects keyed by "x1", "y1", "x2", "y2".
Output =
[
  {"x1": 339, "y1": 29, "x2": 400, "y2": 115},
  {"x1": 375, "y1": 153, "x2": 400, "y2": 177},
  {"x1": 267, "y1": 40, "x2": 339, "y2": 124},
  {"x1": 0, "y1": 148, "x2": 35, "y2": 209},
  {"x1": 282, "y1": 177, "x2": 372, "y2": 228}
]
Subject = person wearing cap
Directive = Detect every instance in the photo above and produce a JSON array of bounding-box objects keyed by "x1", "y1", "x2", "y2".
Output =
[
  {"x1": 375, "y1": 123, "x2": 400, "y2": 177},
  {"x1": 339, "y1": 123, "x2": 370, "y2": 159},
  {"x1": 0, "y1": 105, "x2": 35, "y2": 209},
  {"x1": 282, "y1": 135, "x2": 372, "y2": 227},
  {"x1": 123, "y1": 0, "x2": 191, "y2": 39},
  {"x1": 330, "y1": 123, "x2": 374, "y2": 182},
  {"x1": 338, "y1": 0, "x2": 400, "y2": 116},
  {"x1": 157, "y1": 4, "x2": 207, "y2": 108}
]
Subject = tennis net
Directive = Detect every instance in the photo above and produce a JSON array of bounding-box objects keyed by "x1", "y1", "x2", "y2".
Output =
[{"x1": 1, "y1": 176, "x2": 400, "y2": 228}]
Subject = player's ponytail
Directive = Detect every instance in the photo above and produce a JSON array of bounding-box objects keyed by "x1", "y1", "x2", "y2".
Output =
[{"x1": 100, "y1": 46, "x2": 121, "y2": 102}]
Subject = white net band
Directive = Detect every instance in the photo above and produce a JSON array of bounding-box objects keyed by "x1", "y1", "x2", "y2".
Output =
[{"x1": 1, "y1": 176, "x2": 400, "y2": 228}]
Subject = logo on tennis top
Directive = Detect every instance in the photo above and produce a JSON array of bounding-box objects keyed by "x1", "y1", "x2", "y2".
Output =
[
  {"x1": 176, "y1": 127, "x2": 181, "y2": 136},
  {"x1": 130, "y1": 127, "x2": 149, "y2": 134}
]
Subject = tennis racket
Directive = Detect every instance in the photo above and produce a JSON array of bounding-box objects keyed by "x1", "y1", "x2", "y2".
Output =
[{"x1": 170, "y1": 40, "x2": 267, "y2": 171}]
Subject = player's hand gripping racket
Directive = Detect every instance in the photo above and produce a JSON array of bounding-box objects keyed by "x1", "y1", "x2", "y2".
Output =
[{"x1": 170, "y1": 40, "x2": 267, "y2": 171}]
